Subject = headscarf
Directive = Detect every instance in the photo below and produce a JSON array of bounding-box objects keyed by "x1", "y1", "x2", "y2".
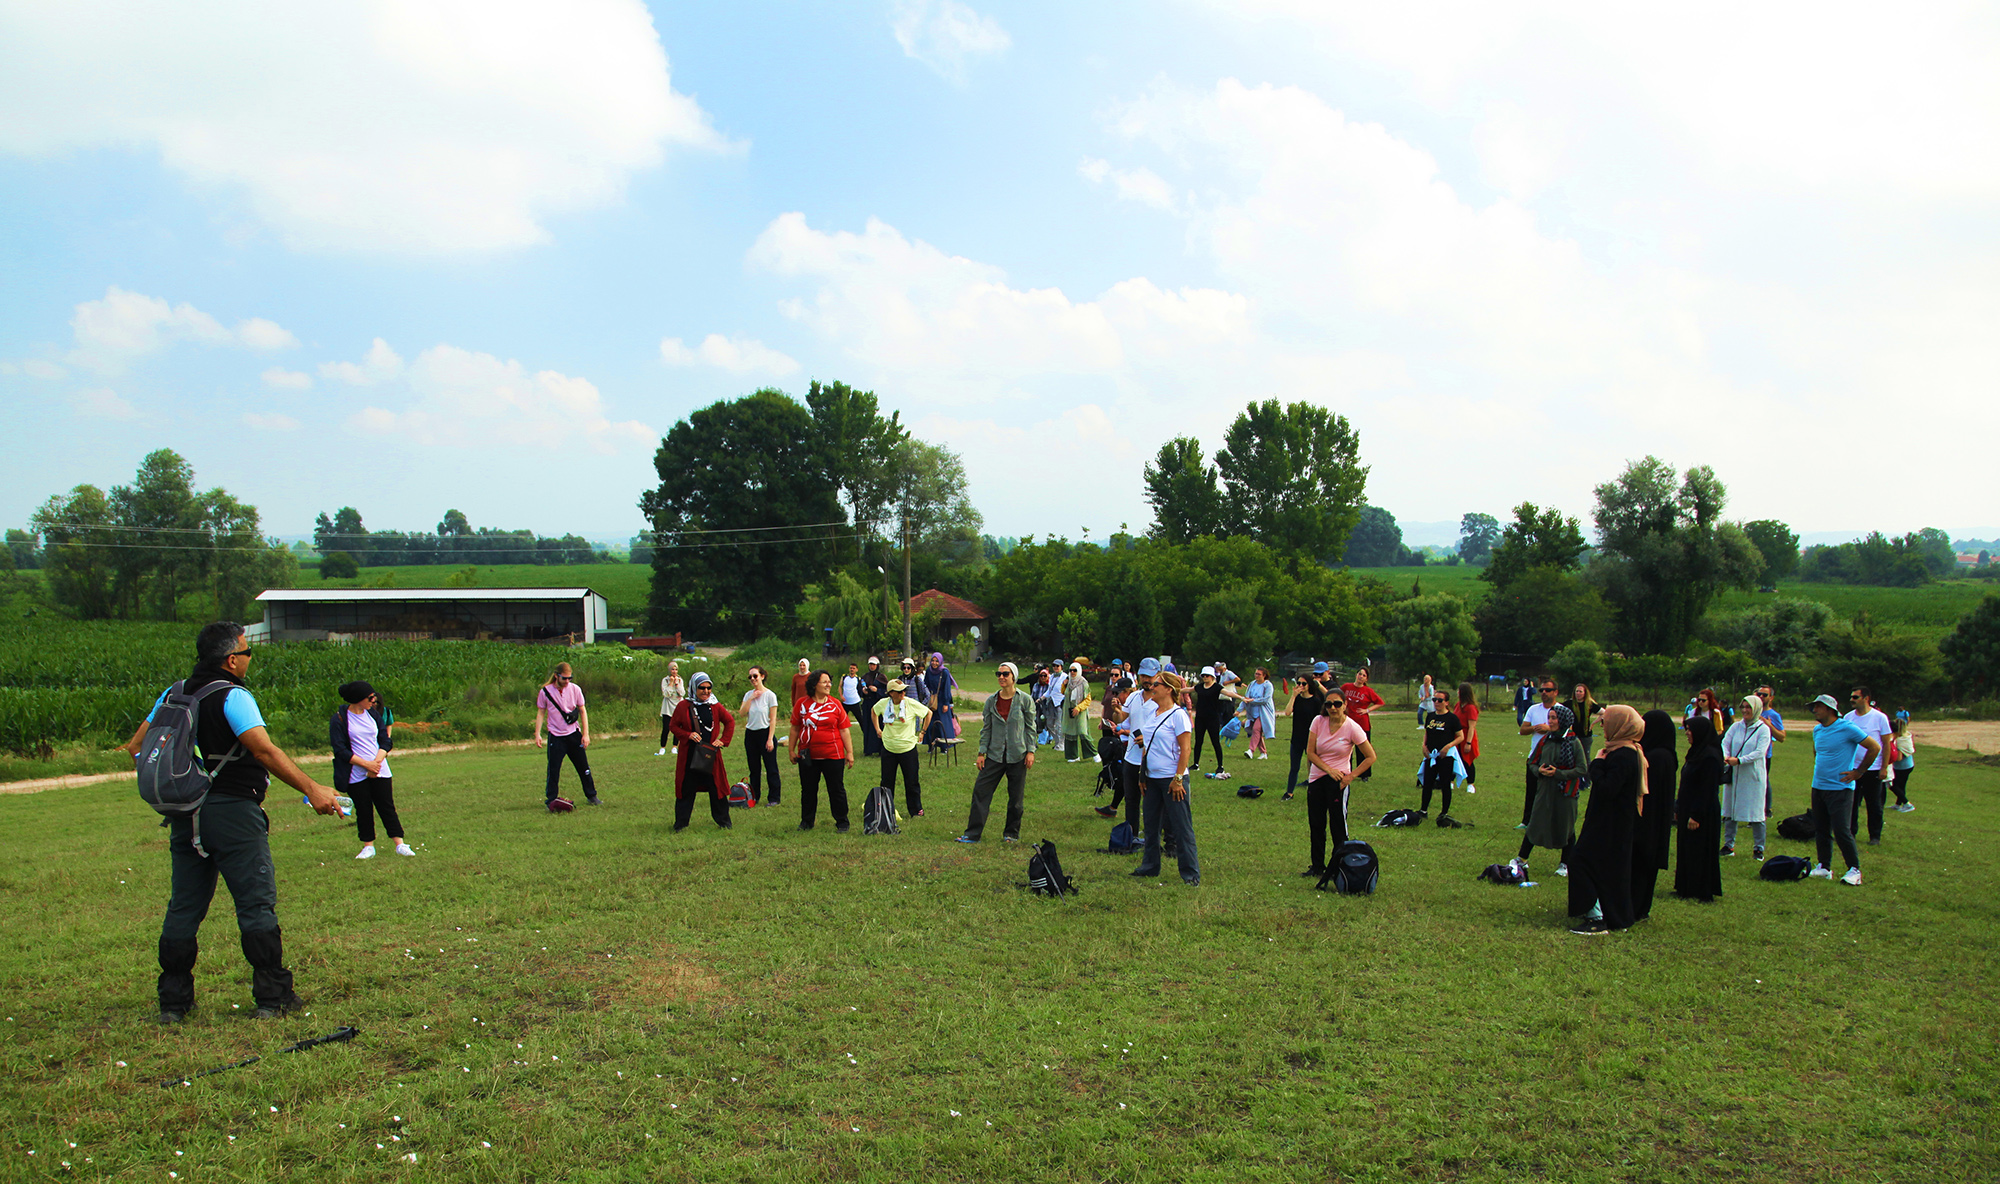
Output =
[
  {"x1": 1535, "y1": 703, "x2": 1579, "y2": 768},
  {"x1": 930, "y1": 651, "x2": 944, "y2": 667},
  {"x1": 1598, "y1": 703, "x2": 1648, "y2": 791},
  {"x1": 1641, "y1": 709, "x2": 1678, "y2": 756},
  {"x1": 1682, "y1": 708, "x2": 1723, "y2": 777},
  {"x1": 689, "y1": 672, "x2": 715, "y2": 737}
]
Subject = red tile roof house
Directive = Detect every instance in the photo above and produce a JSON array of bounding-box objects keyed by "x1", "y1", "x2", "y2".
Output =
[{"x1": 904, "y1": 589, "x2": 992, "y2": 658}]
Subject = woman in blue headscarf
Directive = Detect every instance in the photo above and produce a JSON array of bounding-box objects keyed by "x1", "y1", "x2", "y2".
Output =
[
  {"x1": 670, "y1": 672, "x2": 735, "y2": 831},
  {"x1": 1505, "y1": 702, "x2": 1582, "y2": 882},
  {"x1": 922, "y1": 651, "x2": 959, "y2": 746}
]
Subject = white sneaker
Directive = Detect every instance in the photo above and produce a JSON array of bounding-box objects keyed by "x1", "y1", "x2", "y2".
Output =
[
  {"x1": 395, "y1": 843, "x2": 415, "y2": 857},
  {"x1": 1464, "y1": 783, "x2": 1476, "y2": 794},
  {"x1": 1808, "y1": 864, "x2": 1834, "y2": 879},
  {"x1": 1894, "y1": 802, "x2": 1916, "y2": 813},
  {"x1": 1508, "y1": 857, "x2": 1528, "y2": 875},
  {"x1": 670, "y1": 746, "x2": 678, "y2": 755},
  {"x1": 1092, "y1": 755, "x2": 1101, "y2": 764},
  {"x1": 1841, "y1": 867, "x2": 1864, "y2": 886},
  {"x1": 655, "y1": 748, "x2": 667, "y2": 757},
  {"x1": 356, "y1": 846, "x2": 376, "y2": 860},
  {"x1": 1554, "y1": 863, "x2": 1568, "y2": 877}
]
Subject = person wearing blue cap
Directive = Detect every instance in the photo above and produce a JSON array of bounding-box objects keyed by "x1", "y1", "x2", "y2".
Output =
[
  {"x1": 1284, "y1": 662, "x2": 1335, "y2": 799},
  {"x1": 1100, "y1": 660, "x2": 1155, "y2": 825},
  {"x1": 1130, "y1": 669, "x2": 1200, "y2": 885}
]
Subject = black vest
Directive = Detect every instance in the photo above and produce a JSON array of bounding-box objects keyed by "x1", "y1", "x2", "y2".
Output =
[{"x1": 184, "y1": 667, "x2": 272, "y2": 802}]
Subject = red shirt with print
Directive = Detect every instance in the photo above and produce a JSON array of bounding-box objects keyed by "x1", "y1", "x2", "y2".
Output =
[{"x1": 1342, "y1": 682, "x2": 1385, "y2": 733}]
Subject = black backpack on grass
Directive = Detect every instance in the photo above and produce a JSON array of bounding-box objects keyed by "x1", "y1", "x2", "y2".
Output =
[
  {"x1": 1376, "y1": 808, "x2": 1425, "y2": 828},
  {"x1": 862, "y1": 787, "x2": 899, "y2": 835},
  {"x1": 1761, "y1": 855, "x2": 1813, "y2": 881},
  {"x1": 1777, "y1": 812, "x2": 1816, "y2": 842},
  {"x1": 1317, "y1": 840, "x2": 1379, "y2": 894},
  {"x1": 1102, "y1": 821, "x2": 1142, "y2": 855},
  {"x1": 1026, "y1": 840, "x2": 1077, "y2": 897}
]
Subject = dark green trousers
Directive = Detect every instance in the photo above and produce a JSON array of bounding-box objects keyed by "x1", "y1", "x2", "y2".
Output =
[{"x1": 158, "y1": 796, "x2": 295, "y2": 1012}]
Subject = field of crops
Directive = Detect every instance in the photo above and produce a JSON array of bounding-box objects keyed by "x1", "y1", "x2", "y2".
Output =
[{"x1": 0, "y1": 602, "x2": 710, "y2": 761}]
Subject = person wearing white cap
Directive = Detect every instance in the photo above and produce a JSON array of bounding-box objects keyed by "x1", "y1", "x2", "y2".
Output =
[
  {"x1": 1806, "y1": 693, "x2": 1878, "y2": 884},
  {"x1": 958, "y1": 662, "x2": 1037, "y2": 843},
  {"x1": 1188, "y1": 667, "x2": 1229, "y2": 780},
  {"x1": 1063, "y1": 661, "x2": 1096, "y2": 763},
  {"x1": 875, "y1": 678, "x2": 931, "y2": 817}
]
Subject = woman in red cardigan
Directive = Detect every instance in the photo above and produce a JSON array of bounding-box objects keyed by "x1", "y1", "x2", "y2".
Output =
[
  {"x1": 670, "y1": 672, "x2": 736, "y2": 831},
  {"x1": 790, "y1": 670, "x2": 854, "y2": 831}
]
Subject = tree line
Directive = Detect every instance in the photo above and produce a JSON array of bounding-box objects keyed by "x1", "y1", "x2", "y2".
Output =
[{"x1": 310, "y1": 507, "x2": 606, "y2": 572}]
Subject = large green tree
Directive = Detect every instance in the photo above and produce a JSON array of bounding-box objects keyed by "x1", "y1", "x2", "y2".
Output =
[
  {"x1": 640, "y1": 389, "x2": 844, "y2": 637},
  {"x1": 1216, "y1": 398, "x2": 1367, "y2": 571},
  {"x1": 1382, "y1": 593, "x2": 1480, "y2": 685},
  {"x1": 1342, "y1": 505, "x2": 1403, "y2": 566},
  {"x1": 1742, "y1": 519, "x2": 1799, "y2": 580},
  {"x1": 1473, "y1": 565, "x2": 1611, "y2": 657},
  {"x1": 1941, "y1": 594, "x2": 2000, "y2": 699},
  {"x1": 1588, "y1": 457, "x2": 1765, "y2": 655},
  {"x1": 1143, "y1": 437, "x2": 1224, "y2": 545},
  {"x1": 1097, "y1": 557, "x2": 1164, "y2": 662},
  {"x1": 1480, "y1": 502, "x2": 1588, "y2": 590},
  {"x1": 1458, "y1": 512, "x2": 1500, "y2": 565},
  {"x1": 805, "y1": 379, "x2": 908, "y2": 563},
  {"x1": 1182, "y1": 585, "x2": 1277, "y2": 674}
]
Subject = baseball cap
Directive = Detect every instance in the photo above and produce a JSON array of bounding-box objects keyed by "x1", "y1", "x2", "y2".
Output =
[
  {"x1": 1136, "y1": 657, "x2": 1161, "y2": 677},
  {"x1": 887, "y1": 678, "x2": 907, "y2": 692},
  {"x1": 867, "y1": 656, "x2": 880, "y2": 665},
  {"x1": 1311, "y1": 661, "x2": 1329, "y2": 674},
  {"x1": 1111, "y1": 658, "x2": 1125, "y2": 667}
]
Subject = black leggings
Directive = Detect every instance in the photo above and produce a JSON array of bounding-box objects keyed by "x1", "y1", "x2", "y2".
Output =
[
  {"x1": 660, "y1": 714, "x2": 674, "y2": 749},
  {"x1": 1191, "y1": 722, "x2": 1225, "y2": 771},
  {"x1": 880, "y1": 749, "x2": 922, "y2": 814},
  {"x1": 798, "y1": 756, "x2": 848, "y2": 829},
  {"x1": 545, "y1": 732, "x2": 595, "y2": 802},
  {"x1": 1419, "y1": 755, "x2": 1453, "y2": 817},
  {"x1": 1288, "y1": 726, "x2": 1313, "y2": 793},
  {"x1": 743, "y1": 728, "x2": 782, "y2": 803},
  {"x1": 1892, "y1": 765, "x2": 1912, "y2": 805},
  {"x1": 1517, "y1": 836, "x2": 1574, "y2": 866},
  {"x1": 349, "y1": 776, "x2": 403, "y2": 844},
  {"x1": 1307, "y1": 775, "x2": 1348, "y2": 869}
]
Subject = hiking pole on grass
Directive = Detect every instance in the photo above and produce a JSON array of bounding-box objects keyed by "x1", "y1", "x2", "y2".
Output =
[{"x1": 159, "y1": 1026, "x2": 359, "y2": 1088}]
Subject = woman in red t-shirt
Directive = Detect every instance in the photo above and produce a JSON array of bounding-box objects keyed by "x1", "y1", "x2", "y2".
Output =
[
  {"x1": 1454, "y1": 680, "x2": 1481, "y2": 796},
  {"x1": 790, "y1": 670, "x2": 854, "y2": 831}
]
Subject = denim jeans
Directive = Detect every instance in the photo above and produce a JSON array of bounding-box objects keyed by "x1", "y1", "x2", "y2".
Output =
[{"x1": 1136, "y1": 775, "x2": 1200, "y2": 880}]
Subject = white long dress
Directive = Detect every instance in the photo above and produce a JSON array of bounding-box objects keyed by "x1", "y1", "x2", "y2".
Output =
[{"x1": 1720, "y1": 719, "x2": 1772, "y2": 822}]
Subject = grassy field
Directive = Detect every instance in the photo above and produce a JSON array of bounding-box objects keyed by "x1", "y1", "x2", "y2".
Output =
[{"x1": 4, "y1": 709, "x2": 1994, "y2": 1182}]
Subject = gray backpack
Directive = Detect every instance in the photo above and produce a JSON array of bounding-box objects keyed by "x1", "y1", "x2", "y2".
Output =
[{"x1": 134, "y1": 680, "x2": 245, "y2": 856}]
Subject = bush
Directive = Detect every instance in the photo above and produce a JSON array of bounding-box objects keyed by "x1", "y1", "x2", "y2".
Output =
[
  {"x1": 1548, "y1": 640, "x2": 1608, "y2": 691},
  {"x1": 1698, "y1": 599, "x2": 1835, "y2": 666},
  {"x1": 1182, "y1": 585, "x2": 1277, "y2": 674},
  {"x1": 1940, "y1": 593, "x2": 2000, "y2": 699},
  {"x1": 319, "y1": 551, "x2": 358, "y2": 579},
  {"x1": 1382, "y1": 593, "x2": 1478, "y2": 685},
  {"x1": 1801, "y1": 620, "x2": 1943, "y2": 710}
]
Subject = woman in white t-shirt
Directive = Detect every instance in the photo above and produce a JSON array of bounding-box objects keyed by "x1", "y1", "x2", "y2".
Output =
[
  {"x1": 657, "y1": 660, "x2": 686, "y2": 757},
  {"x1": 330, "y1": 680, "x2": 411, "y2": 859},
  {"x1": 739, "y1": 666, "x2": 782, "y2": 805}
]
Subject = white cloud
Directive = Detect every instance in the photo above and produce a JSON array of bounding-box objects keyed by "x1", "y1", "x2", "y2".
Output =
[
  {"x1": 235, "y1": 317, "x2": 300, "y2": 351},
  {"x1": 0, "y1": 0, "x2": 732, "y2": 253},
  {"x1": 891, "y1": 0, "x2": 1011, "y2": 84},
  {"x1": 1078, "y1": 158, "x2": 1178, "y2": 212},
  {"x1": 748, "y1": 212, "x2": 1249, "y2": 383},
  {"x1": 261, "y1": 367, "x2": 313, "y2": 390},
  {"x1": 242, "y1": 411, "x2": 301, "y2": 431},
  {"x1": 0, "y1": 358, "x2": 67, "y2": 379},
  {"x1": 349, "y1": 342, "x2": 653, "y2": 453},
  {"x1": 69, "y1": 388, "x2": 139, "y2": 421},
  {"x1": 62, "y1": 286, "x2": 300, "y2": 373},
  {"x1": 659, "y1": 334, "x2": 799, "y2": 376},
  {"x1": 319, "y1": 339, "x2": 405, "y2": 386}
]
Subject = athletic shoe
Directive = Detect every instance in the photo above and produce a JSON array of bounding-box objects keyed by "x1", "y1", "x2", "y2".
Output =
[
  {"x1": 655, "y1": 748, "x2": 667, "y2": 757},
  {"x1": 1720, "y1": 845, "x2": 1735, "y2": 857},
  {"x1": 1129, "y1": 867, "x2": 1160, "y2": 877},
  {"x1": 1554, "y1": 863, "x2": 1569, "y2": 877},
  {"x1": 670, "y1": 747, "x2": 678, "y2": 755},
  {"x1": 1514, "y1": 822, "x2": 1528, "y2": 830},
  {"x1": 1464, "y1": 783, "x2": 1476, "y2": 794},
  {"x1": 1841, "y1": 867, "x2": 1864, "y2": 886},
  {"x1": 1867, "y1": 838, "x2": 1880, "y2": 846},
  {"x1": 156, "y1": 1009, "x2": 187, "y2": 1025},
  {"x1": 1569, "y1": 919, "x2": 1610, "y2": 936},
  {"x1": 250, "y1": 995, "x2": 302, "y2": 1020},
  {"x1": 1002, "y1": 836, "x2": 1020, "y2": 843},
  {"x1": 1753, "y1": 847, "x2": 1764, "y2": 861},
  {"x1": 1281, "y1": 790, "x2": 1294, "y2": 801},
  {"x1": 955, "y1": 835, "x2": 977, "y2": 843},
  {"x1": 395, "y1": 843, "x2": 415, "y2": 857},
  {"x1": 1094, "y1": 806, "x2": 1117, "y2": 819},
  {"x1": 1895, "y1": 802, "x2": 1916, "y2": 812},
  {"x1": 586, "y1": 796, "x2": 602, "y2": 806},
  {"x1": 835, "y1": 824, "x2": 850, "y2": 834},
  {"x1": 356, "y1": 846, "x2": 376, "y2": 860},
  {"x1": 1189, "y1": 764, "x2": 1200, "y2": 773},
  {"x1": 1808, "y1": 865, "x2": 1833, "y2": 879},
  {"x1": 1182, "y1": 874, "x2": 1201, "y2": 887},
  {"x1": 1299, "y1": 866, "x2": 1325, "y2": 877},
  {"x1": 1093, "y1": 755, "x2": 1101, "y2": 764}
]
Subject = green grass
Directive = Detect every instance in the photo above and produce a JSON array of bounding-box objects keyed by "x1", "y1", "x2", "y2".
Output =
[
  {"x1": 1346, "y1": 565, "x2": 1491, "y2": 606},
  {"x1": 1715, "y1": 579, "x2": 1995, "y2": 635},
  {"x1": 5, "y1": 711, "x2": 1994, "y2": 1181}
]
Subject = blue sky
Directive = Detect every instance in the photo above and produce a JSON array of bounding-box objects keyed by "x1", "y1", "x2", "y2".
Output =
[{"x1": 3, "y1": 0, "x2": 1996, "y2": 546}]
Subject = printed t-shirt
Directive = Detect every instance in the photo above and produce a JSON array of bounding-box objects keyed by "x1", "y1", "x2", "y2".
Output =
[
  {"x1": 345, "y1": 708, "x2": 388, "y2": 785},
  {"x1": 739, "y1": 687, "x2": 777, "y2": 731},
  {"x1": 1341, "y1": 682, "x2": 1384, "y2": 732},
  {"x1": 1138, "y1": 702, "x2": 1192, "y2": 777},
  {"x1": 874, "y1": 696, "x2": 931, "y2": 754},
  {"x1": 1844, "y1": 708, "x2": 1892, "y2": 772},
  {"x1": 539, "y1": 683, "x2": 585, "y2": 737},
  {"x1": 1307, "y1": 715, "x2": 1368, "y2": 776},
  {"x1": 1423, "y1": 711, "x2": 1463, "y2": 752},
  {"x1": 1455, "y1": 701, "x2": 1481, "y2": 759},
  {"x1": 1811, "y1": 718, "x2": 1869, "y2": 791},
  {"x1": 792, "y1": 698, "x2": 851, "y2": 758}
]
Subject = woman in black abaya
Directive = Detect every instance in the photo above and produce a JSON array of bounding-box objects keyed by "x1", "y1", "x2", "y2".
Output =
[
  {"x1": 1632, "y1": 710, "x2": 1678, "y2": 921},
  {"x1": 1674, "y1": 711, "x2": 1725, "y2": 902},
  {"x1": 1567, "y1": 704, "x2": 1647, "y2": 935}
]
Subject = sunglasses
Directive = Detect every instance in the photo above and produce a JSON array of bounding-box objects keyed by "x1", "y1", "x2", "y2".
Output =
[
  {"x1": 227, "y1": 649, "x2": 253, "y2": 660},
  {"x1": 557, "y1": 674, "x2": 572, "y2": 682}
]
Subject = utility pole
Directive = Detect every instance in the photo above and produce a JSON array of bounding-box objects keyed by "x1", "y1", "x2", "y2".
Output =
[{"x1": 901, "y1": 516, "x2": 912, "y2": 657}]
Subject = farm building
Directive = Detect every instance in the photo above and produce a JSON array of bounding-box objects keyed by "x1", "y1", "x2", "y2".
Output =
[
  {"x1": 248, "y1": 587, "x2": 610, "y2": 644},
  {"x1": 904, "y1": 589, "x2": 991, "y2": 657}
]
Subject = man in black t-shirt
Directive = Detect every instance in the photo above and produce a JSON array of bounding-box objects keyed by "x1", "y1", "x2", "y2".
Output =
[
  {"x1": 858, "y1": 657, "x2": 888, "y2": 757},
  {"x1": 1420, "y1": 690, "x2": 1465, "y2": 826},
  {"x1": 121, "y1": 622, "x2": 340, "y2": 1023}
]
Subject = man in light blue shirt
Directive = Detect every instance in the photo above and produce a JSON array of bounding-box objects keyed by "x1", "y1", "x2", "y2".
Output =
[{"x1": 1806, "y1": 694, "x2": 1880, "y2": 885}]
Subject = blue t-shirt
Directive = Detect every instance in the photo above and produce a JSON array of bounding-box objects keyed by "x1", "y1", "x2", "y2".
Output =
[
  {"x1": 1761, "y1": 709, "x2": 1784, "y2": 757},
  {"x1": 150, "y1": 684, "x2": 266, "y2": 736},
  {"x1": 1810, "y1": 718, "x2": 1867, "y2": 791}
]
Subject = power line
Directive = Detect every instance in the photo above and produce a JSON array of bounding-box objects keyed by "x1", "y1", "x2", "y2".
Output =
[
  {"x1": 27, "y1": 517, "x2": 854, "y2": 537},
  {"x1": 35, "y1": 532, "x2": 850, "y2": 555}
]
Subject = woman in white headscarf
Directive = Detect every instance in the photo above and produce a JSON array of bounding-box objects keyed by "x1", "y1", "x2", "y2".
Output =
[
  {"x1": 1720, "y1": 694, "x2": 1773, "y2": 860},
  {"x1": 1063, "y1": 660, "x2": 1096, "y2": 763}
]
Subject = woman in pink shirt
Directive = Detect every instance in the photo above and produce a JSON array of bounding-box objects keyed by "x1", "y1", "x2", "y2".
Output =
[
  {"x1": 534, "y1": 662, "x2": 597, "y2": 810},
  {"x1": 1302, "y1": 696, "x2": 1376, "y2": 878}
]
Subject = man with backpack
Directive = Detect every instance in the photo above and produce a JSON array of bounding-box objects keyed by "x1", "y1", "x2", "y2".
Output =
[{"x1": 120, "y1": 622, "x2": 340, "y2": 1023}]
